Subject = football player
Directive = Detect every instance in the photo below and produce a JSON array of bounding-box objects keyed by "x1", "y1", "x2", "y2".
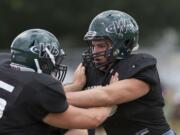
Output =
[
  {"x1": 66, "y1": 10, "x2": 176, "y2": 135},
  {"x1": 0, "y1": 29, "x2": 114, "y2": 135}
]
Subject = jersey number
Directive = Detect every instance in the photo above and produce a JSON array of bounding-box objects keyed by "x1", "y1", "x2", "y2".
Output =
[{"x1": 0, "y1": 80, "x2": 15, "y2": 119}]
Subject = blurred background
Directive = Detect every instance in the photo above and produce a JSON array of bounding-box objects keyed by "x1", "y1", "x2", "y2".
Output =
[{"x1": 0, "y1": 0, "x2": 180, "y2": 134}]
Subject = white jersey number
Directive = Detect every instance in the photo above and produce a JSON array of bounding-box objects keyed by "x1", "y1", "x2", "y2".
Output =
[{"x1": 0, "y1": 80, "x2": 15, "y2": 119}]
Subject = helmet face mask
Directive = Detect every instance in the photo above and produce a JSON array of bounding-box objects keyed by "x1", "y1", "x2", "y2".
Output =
[
  {"x1": 83, "y1": 10, "x2": 139, "y2": 69},
  {"x1": 83, "y1": 38, "x2": 114, "y2": 69},
  {"x1": 10, "y1": 29, "x2": 67, "y2": 82}
]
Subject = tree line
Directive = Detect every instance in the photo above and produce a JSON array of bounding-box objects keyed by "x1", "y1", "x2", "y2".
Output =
[{"x1": 0, "y1": 0, "x2": 180, "y2": 49}]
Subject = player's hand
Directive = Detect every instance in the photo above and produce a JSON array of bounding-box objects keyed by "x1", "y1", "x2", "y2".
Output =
[
  {"x1": 73, "y1": 63, "x2": 86, "y2": 90},
  {"x1": 110, "y1": 72, "x2": 119, "y2": 84},
  {"x1": 102, "y1": 105, "x2": 118, "y2": 118},
  {"x1": 65, "y1": 129, "x2": 88, "y2": 135},
  {"x1": 108, "y1": 105, "x2": 118, "y2": 117}
]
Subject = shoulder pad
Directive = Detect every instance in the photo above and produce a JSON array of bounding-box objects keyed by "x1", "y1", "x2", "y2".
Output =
[
  {"x1": 34, "y1": 73, "x2": 56, "y2": 84},
  {"x1": 0, "y1": 53, "x2": 11, "y2": 65},
  {"x1": 33, "y1": 73, "x2": 64, "y2": 94},
  {"x1": 114, "y1": 53, "x2": 157, "y2": 78}
]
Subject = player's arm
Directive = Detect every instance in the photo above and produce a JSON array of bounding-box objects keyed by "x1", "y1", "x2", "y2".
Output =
[
  {"x1": 64, "y1": 129, "x2": 88, "y2": 135},
  {"x1": 64, "y1": 63, "x2": 86, "y2": 92},
  {"x1": 66, "y1": 78, "x2": 150, "y2": 107},
  {"x1": 43, "y1": 105, "x2": 112, "y2": 129}
]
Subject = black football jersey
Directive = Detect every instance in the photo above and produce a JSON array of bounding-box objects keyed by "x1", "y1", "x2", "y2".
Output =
[
  {"x1": 0, "y1": 60, "x2": 68, "y2": 135},
  {"x1": 85, "y1": 53, "x2": 170, "y2": 135},
  {"x1": 0, "y1": 52, "x2": 10, "y2": 65}
]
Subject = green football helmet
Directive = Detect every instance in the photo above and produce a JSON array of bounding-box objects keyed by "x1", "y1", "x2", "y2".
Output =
[
  {"x1": 10, "y1": 29, "x2": 67, "y2": 82},
  {"x1": 83, "y1": 10, "x2": 139, "y2": 68}
]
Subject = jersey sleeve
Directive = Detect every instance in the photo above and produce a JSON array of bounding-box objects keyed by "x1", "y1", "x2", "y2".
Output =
[
  {"x1": 133, "y1": 65, "x2": 160, "y2": 85},
  {"x1": 129, "y1": 54, "x2": 159, "y2": 85},
  {"x1": 115, "y1": 54, "x2": 157, "y2": 78},
  {"x1": 26, "y1": 74, "x2": 68, "y2": 121}
]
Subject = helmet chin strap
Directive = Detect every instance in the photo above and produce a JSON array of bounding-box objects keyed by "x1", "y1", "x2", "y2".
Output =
[
  {"x1": 95, "y1": 59, "x2": 115, "y2": 71},
  {"x1": 34, "y1": 59, "x2": 42, "y2": 73}
]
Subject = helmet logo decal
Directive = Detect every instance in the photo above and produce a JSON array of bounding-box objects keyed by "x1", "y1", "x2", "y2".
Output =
[
  {"x1": 30, "y1": 43, "x2": 59, "y2": 58},
  {"x1": 105, "y1": 19, "x2": 135, "y2": 37}
]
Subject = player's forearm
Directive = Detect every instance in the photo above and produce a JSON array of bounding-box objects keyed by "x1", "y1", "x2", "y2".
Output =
[
  {"x1": 43, "y1": 105, "x2": 111, "y2": 129},
  {"x1": 66, "y1": 87, "x2": 112, "y2": 107},
  {"x1": 67, "y1": 79, "x2": 150, "y2": 107},
  {"x1": 86, "y1": 106, "x2": 112, "y2": 127},
  {"x1": 64, "y1": 83, "x2": 82, "y2": 92}
]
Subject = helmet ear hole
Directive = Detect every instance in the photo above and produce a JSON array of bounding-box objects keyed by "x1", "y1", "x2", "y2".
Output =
[
  {"x1": 125, "y1": 39, "x2": 130, "y2": 46},
  {"x1": 124, "y1": 39, "x2": 133, "y2": 50}
]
